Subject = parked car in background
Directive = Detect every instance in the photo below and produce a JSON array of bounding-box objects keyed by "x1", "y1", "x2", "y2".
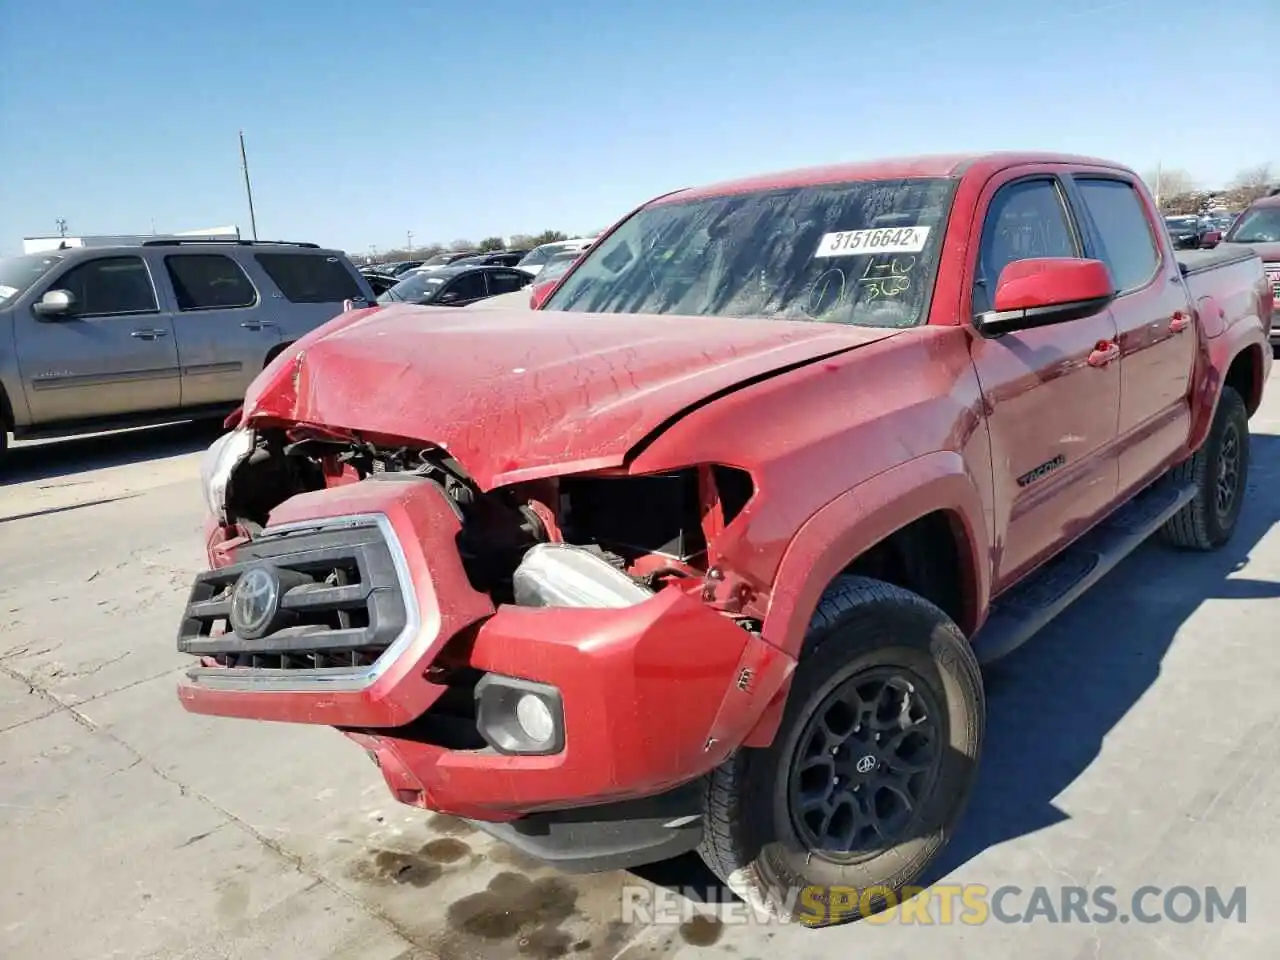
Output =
[
  {"x1": 365, "y1": 260, "x2": 424, "y2": 277},
  {"x1": 361, "y1": 271, "x2": 400, "y2": 296},
  {"x1": 176, "y1": 152, "x2": 1270, "y2": 923},
  {"x1": 515, "y1": 238, "x2": 594, "y2": 276},
  {"x1": 1220, "y1": 191, "x2": 1280, "y2": 346},
  {"x1": 0, "y1": 239, "x2": 373, "y2": 459},
  {"x1": 413, "y1": 251, "x2": 480, "y2": 271},
  {"x1": 537, "y1": 248, "x2": 585, "y2": 283},
  {"x1": 377, "y1": 264, "x2": 533, "y2": 307},
  {"x1": 448, "y1": 250, "x2": 531, "y2": 268},
  {"x1": 1164, "y1": 215, "x2": 1212, "y2": 249},
  {"x1": 466, "y1": 249, "x2": 581, "y2": 310}
]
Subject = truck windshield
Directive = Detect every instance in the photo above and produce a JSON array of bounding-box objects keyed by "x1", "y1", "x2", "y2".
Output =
[
  {"x1": 544, "y1": 177, "x2": 955, "y2": 328},
  {"x1": 0, "y1": 252, "x2": 66, "y2": 307},
  {"x1": 1226, "y1": 207, "x2": 1280, "y2": 244}
]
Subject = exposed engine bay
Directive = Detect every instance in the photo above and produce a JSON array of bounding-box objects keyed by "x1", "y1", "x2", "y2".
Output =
[{"x1": 220, "y1": 427, "x2": 755, "y2": 608}]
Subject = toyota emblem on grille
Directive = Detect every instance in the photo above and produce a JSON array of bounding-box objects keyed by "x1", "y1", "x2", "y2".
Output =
[
  {"x1": 855, "y1": 755, "x2": 878, "y2": 774},
  {"x1": 230, "y1": 565, "x2": 281, "y2": 639}
]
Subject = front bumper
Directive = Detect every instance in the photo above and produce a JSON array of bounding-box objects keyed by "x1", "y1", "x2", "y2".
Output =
[{"x1": 178, "y1": 477, "x2": 795, "y2": 819}]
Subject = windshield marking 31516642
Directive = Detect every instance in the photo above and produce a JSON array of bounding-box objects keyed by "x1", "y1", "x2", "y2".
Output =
[{"x1": 813, "y1": 226, "x2": 932, "y2": 258}]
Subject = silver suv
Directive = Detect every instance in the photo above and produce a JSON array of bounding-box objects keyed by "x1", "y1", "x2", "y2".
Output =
[{"x1": 0, "y1": 239, "x2": 373, "y2": 458}]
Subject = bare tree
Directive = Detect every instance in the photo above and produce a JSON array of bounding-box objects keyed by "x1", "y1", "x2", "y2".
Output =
[
  {"x1": 1142, "y1": 167, "x2": 1196, "y2": 208},
  {"x1": 1229, "y1": 164, "x2": 1275, "y2": 205}
]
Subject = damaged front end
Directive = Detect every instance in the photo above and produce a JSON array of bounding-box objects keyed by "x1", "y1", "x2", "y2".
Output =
[{"x1": 177, "y1": 423, "x2": 796, "y2": 824}]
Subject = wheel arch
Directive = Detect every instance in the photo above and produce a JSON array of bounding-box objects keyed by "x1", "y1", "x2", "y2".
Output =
[
  {"x1": 1185, "y1": 336, "x2": 1269, "y2": 462},
  {"x1": 1224, "y1": 342, "x2": 1265, "y2": 417},
  {"x1": 760, "y1": 452, "x2": 990, "y2": 660},
  {"x1": 264, "y1": 340, "x2": 295, "y2": 369},
  {"x1": 0, "y1": 378, "x2": 13, "y2": 431}
]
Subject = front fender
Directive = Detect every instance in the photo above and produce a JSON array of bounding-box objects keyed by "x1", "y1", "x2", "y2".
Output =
[{"x1": 760, "y1": 450, "x2": 991, "y2": 659}]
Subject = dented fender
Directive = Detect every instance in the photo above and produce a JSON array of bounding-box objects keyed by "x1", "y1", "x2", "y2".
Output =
[{"x1": 762, "y1": 451, "x2": 991, "y2": 658}]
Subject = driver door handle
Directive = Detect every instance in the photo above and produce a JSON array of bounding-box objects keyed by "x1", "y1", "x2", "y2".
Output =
[
  {"x1": 1087, "y1": 340, "x2": 1120, "y2": 367},
  {"x1": 239, "y1": 320, "x2": 277, "y2": 330},
  {"x1": 130, "y1": 328, "x2": 169, "y2": 339}
]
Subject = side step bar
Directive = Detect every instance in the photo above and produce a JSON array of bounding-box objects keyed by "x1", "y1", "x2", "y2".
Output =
[{"x1": 971, "y1": 478, "x2": 1198, "y2": 664}]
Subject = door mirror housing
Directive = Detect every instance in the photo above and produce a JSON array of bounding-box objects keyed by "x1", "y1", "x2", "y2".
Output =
[
  {"x1": 974, "y1": 258, "x2": 1114, "y2": 337},
  {"x1": 435, "y1": 290, "x2": 461, "y2": 304},
  {"x1": 33, "y1": 289, "x2": 76, "y2": 318},
  {"x1": 529, "y1": 278, "x2": 558, "y2": 310},
  {"x1": 1200, "y1": 230, "x2": 1222, "y2": 249}
]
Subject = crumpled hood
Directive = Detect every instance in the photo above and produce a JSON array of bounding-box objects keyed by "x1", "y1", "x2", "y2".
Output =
[{"x1": 242, "y1": 303, "x2": 903, "y2": 489}]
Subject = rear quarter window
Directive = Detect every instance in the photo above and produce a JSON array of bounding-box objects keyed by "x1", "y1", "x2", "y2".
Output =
[
  {"x1": 1074, "y1": 178, "x2": 1160, "y2": 293},
  {"x1": 254, "y1": 253, "x2": 363, "y2": 304}
]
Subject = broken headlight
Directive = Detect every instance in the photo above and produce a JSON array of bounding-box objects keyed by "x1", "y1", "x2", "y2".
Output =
[{"x1": 199, "y1": 427, "x2": 255, "y2": 526}]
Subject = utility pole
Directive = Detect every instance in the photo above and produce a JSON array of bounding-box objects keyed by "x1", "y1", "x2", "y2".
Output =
[
  {"x1": 406, "y1": 230, "x2": 413, "y2": 256},
  {"x1": 239, "y1": 130, "x2": 259, "y2": 241},
  {"x1": 1154, "y1": 160, "x2": 1163, "y2": 209},
  {"x1": 55, "y1": 218, "x2": 68, "y2": 237}
]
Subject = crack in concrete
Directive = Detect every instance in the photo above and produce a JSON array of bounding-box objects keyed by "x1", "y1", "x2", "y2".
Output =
[
  {"x1": 0, "y1": 659, "x2": 424, "y2": 954},
  {"x1": 0, "y1": 666, "x2": 187, "y2": 736}
]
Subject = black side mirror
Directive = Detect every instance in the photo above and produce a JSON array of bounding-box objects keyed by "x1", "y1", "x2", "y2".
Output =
[{"x1": 435, "y1": 291, "x2": 461, "y2": 304}]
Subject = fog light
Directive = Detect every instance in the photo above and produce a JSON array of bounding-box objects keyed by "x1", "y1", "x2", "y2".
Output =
[
  {"x1": 474, "y1": 674, "x2": 565, "y2": 756},
  {"x1": 515, "y1": 693, "x2": 555, "y2": 744}
]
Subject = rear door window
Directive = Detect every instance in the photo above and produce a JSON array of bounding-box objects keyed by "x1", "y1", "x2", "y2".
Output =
[
  {"x1": 445, "y1": 272, "x2": 489, "y2": 301},
  {"x1": 487, "y1": 271, "x2": 529, "y2": 294},
  {"x1": 1073, "y1": 178, "x2": 1160, "y2": 293},
  {"x1": 254, "y1": 253, "x2": 362, "y2": 303},
  {"x1": 165, "y1": 254, "x2": 258, "y2": 310},
  {"x1": 56, "y1": 256, "x2": 159, "y2": 316}
]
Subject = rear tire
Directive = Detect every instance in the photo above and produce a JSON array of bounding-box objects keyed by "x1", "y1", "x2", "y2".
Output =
[
  {"x1": 698, "y1": 576, "x2": 984, "y2": 927},
  {"x1": 1160, "y1": 386, "x2": 1249, "y2": 551}
]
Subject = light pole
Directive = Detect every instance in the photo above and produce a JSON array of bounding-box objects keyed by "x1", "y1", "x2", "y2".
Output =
[
  {"x1": 407, "y1": 230, "x2": 413, "y2": 256},
  {"x1": 239, "y1": 130, "x2": 259, "y2": 241}
]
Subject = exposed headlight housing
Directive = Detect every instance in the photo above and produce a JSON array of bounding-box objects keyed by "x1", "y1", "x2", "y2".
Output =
[
  {"x1": 200, "y1": 428, "x2": 255, "y2": 526},
  {"x1": 512, "y1": 543, "x2": 653, "y2": 608}
]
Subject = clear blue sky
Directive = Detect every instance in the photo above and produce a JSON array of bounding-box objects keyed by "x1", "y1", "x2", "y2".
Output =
[{"x1": 2, "y1": 0, "x2": 1276, "y2": 256}]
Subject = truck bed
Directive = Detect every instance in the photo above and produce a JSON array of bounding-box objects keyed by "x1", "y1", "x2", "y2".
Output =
[
  {"x1": 1175, "y1": 246, "x2": 1258, "y2": 276},
  {"x1": 1174, "y1": 246, "x2": 1270, "y2": 342}
]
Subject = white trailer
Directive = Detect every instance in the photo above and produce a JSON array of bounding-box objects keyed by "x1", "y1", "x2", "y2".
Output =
[{"x1": 22, "y1": 226, "x2": 241, "y2": 255}]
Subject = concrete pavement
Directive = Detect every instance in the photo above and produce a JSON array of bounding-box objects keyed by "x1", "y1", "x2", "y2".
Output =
[{"x1": 3, "y1": 374, "x2": 1280, "y2": 959}]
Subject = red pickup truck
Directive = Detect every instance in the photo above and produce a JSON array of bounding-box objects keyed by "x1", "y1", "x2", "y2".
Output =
[{"x1": 178, "y1": 152, "x2": 1272, "y2": 924}]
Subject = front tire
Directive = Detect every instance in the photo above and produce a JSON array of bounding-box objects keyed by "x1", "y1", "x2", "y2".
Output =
[
  {"x1": 1160, "y1": 386, "x2": 1249, "y2": 551},
  {"x1": 698, "y1": 576, "x2": 984, "y2": 927}
]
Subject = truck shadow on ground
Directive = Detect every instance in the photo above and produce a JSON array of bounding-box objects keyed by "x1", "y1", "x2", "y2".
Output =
[
  {"x1": 633, "y1": 431, "x2": 1280, "y2": 909},
  {"x1": 0, "y1": 419, "x2": 225, "y2": 486}
]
